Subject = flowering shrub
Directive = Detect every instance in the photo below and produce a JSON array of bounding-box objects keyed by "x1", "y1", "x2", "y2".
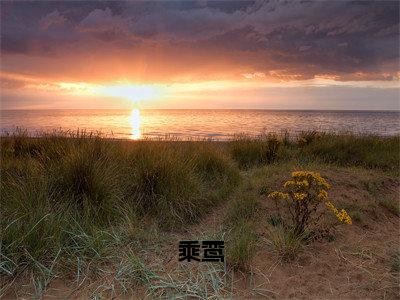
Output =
[{"x1": 268, "y1": 171, "x2": 351, "y2": 235}]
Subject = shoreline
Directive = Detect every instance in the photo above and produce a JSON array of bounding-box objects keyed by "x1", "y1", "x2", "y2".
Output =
[{"x1": 1, "y1": 129, "x2": 400, "y2": 142}]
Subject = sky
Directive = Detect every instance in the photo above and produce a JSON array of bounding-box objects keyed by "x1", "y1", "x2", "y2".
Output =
[{"x1": 0, "y1": 0, "x2": 399, "y2": 110}]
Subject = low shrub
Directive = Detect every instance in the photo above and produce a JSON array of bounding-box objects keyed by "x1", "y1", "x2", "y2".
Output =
[{"x1": 268, "y1": 171, "x2": 352, "y2": 235}]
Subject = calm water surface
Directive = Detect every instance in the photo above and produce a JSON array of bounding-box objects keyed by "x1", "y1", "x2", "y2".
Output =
[{"x1": 1, "y1": 109, "x2": 399, "y2": 140}]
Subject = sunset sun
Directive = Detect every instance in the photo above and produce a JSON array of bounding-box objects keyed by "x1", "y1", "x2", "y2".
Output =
[{"x1": 92, "y1": 84, "x2": 159, "y2": 104}]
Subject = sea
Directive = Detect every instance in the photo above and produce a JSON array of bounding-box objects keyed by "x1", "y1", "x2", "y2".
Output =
[{"x1": 1, "y1": 109, "x2": 399, "y2": 140}]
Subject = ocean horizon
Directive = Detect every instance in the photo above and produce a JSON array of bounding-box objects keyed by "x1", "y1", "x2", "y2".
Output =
[{"x1": 1, "y1": 109, "x2": 399, "y2": 140}]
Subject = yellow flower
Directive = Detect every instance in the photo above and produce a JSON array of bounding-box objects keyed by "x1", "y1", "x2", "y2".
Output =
[
  {"x1": 338, "y1": 209, "x2": 352, "y2": 225},
  {"x1": 291, "y1": 171, "x2": 331, "y2": 189},
  {"x1": 325, "y1": 201, "x2": 338, "y2": 214},
  {"x1": 293, "y1": 193, "x2": 307, "y2": 201},
  {"x1": 284, "y1": 180, "x2": 295, "y2": 188},
  {"x1": 297, "y1": 180, "x2": 309, "y2": 188},
  {"x1": 317, "y1": 189, "x2": 328, "y2": 200},
  {"x1": 284, "y1": 179, "x2": 309, "y2": 189},
  {"x1": 291, "y1": 171, "x2": 307, "y2": 178},
  {"x1": 268, "y1": 191, "x2": 289, "y2": 200},
  {"x1": 325, "y1": 201, "x2": 352, "y2": 225}
]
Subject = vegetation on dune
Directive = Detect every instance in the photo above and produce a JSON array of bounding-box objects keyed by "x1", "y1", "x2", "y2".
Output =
[
  {"x1": 268, "y1": 171, "x2": 352, "y2": 236},
  {"x1": 226, "y1": 221, "x2": 257, "y2": 270},
  {"x1": 1, "y1": 130, "x2": 399, "y2": 298},
  {"x1": 299, "y1": 132, "x2": 400, "y2": 172},
  {"x1": 1, "y1": 132, "x2": 241, "y2": 293},
  {"x1": 265, "y1": 225, "x2": 306, "y2": 261},
  {"x1": 224, "y1": 193, "x2": 259, "y2": 270},
  {"x1": 229, "y1": 134, "x2": 283, "y2": 168},
  {"x1": 265, "y1": 171, "x2": 353, "y2": 261}
]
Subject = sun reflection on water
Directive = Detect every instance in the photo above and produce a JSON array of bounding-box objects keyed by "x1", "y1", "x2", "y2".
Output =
[{"x1": 130, "y1": 108, "x2": 141, "y2": 139}]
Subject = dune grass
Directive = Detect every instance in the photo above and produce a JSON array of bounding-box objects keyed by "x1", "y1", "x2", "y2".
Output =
[
  {"x1": 229, "y1": 134, "x2": 283, "y2": 168},
  {"x1": 264, "y1": 225, "x2": 306, "y2": 261},
  {"x1": 1, "y1": 130, "x2": 399, "y2": 298},
  {"x1": 299, "y1": 132, "x2": 400, "y2": 173}
]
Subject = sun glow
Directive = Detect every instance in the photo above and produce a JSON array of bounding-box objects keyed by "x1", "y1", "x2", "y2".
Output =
[
  {"x1": 93, "y1": 84, "x2": 158, "y2": 103},
  {"x1": 130, "y1": 108, "x2": 141, "y2": 140},
  {"x1": 55, "y1": 81, "x2": 160, "y2": 104}
]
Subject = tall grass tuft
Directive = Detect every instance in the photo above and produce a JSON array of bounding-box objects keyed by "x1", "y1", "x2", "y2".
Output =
[
  {"x1": 226, "y1": 221, "x2": 257, "y2": 270},
  {"x1": 123, "y1": 143, "x2": 205, "y2": 228},
  {"x1": 225, "y1": 194, "x2": 259, "y2": 226},
  {"x1": 265, "y1": 225, "x2": 306, "y2": 261},
  {"x1": 229, "y1": 134, "x2": 282, "y2": 168},
  {"x1": 190, "y1": 144, "x2": 241, "y2": 202},
  {"x1": 300, "y1": 133, "x2": 400, "y2": 172},
  {"x1": 48, "y1": 146, "x2": 124, "y2": 227}
]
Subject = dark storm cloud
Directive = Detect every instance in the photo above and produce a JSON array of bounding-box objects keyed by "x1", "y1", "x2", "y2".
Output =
[{"x1": 1, "y1": 0, "x2": 399, "y2": 82}]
